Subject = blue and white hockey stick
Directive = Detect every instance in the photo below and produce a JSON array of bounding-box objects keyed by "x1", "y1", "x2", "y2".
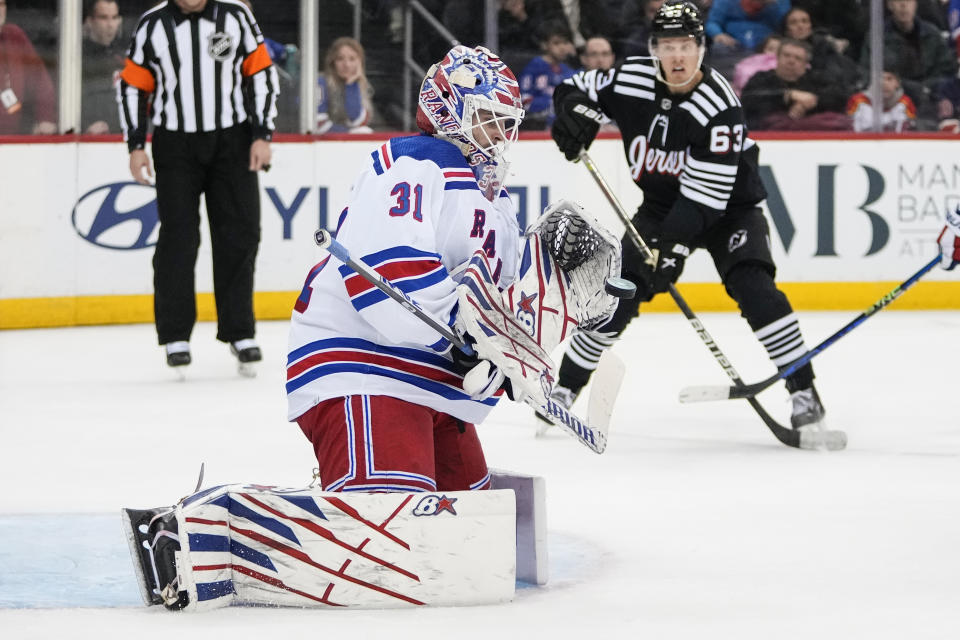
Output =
[
  {"x1": 678, "y1": 255, "x2": 941, "y2": 403},
  {"x1": 314, "y1": 229, "x2": 612, "y2": 454}
]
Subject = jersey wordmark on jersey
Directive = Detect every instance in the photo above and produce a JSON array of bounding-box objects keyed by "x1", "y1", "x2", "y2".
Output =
[{"x1": 562, "y1": 58, "x2": 767, "y2": 220}]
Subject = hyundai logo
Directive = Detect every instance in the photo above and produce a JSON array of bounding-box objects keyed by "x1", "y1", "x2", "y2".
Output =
[{"x1": 72, "y1": 182, "x2": 159, "y2": 250}]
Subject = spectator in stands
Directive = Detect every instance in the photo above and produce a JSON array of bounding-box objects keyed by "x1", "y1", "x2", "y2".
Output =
[
  {"x1": 317, "y1": 37, "x2": 374, "y2": 134},
  {"x1": 0, "y1": 0, "x2": 56, "y2": 135},
  {"x1": 578, "y1": 33, "x2": 619, "y2": 133},
  {"x1": 790, "y1": 0, "x2": 867, "y2": 56},
  {"x1": 861, "y1": 0, "x2": 957, "y2": 111},
  {"x1": 949, "y1": 0, "x2": 960, "y2": 61},
  {"x1": 559, "y1": 0, "x2": 614, "y2": 49},
  {"x1": 579, "y1": 34, "x2": 616, "y2": 71},
  {"x1": 732, "y1": 33, "x2": 781, "y2": 95},
  {"x1": 741, "y1": 38, "x2": 851, "y2": 130},
  {"x1": 444, "y1": 0, "x2": 570, "y2": 65},
  {"x1": 781, "y1": 6, "x2": 863, "y2": 91},
  {"x1": 82, "y1": 0, "x2": 124, "y2": 135},
  {"x1": 706, "y1": 0, "x2": 790, "y2": 54},
  {"x1": 916, "y1": 0, "x2": 949, "y2": 31},
  {"x1": 519, "y1": 20, "x2": 577, "y2": 130},
  {"x1": 935, "y1": 74, "x2": 960, "y2": 132},
  {"x1": 240, "y1": 0, "x2": 299, "y2": 133},
  {"x1": 239, "y1": 0, "x2": 291, "y2": 68},
  {"x1": 618, "y1": 0, "x2": 664, "y2": 57},
  {"x1": 846, "y1": 68, "x2": 917, "y2": 132}
]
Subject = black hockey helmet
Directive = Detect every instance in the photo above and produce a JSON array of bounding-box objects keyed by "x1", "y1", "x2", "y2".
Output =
[{"x1": 650, "y1": 1, "x2": 705, "y2": 46}]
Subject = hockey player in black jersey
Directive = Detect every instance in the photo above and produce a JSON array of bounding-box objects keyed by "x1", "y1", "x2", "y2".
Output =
[{"x1": 544, "y1": 0, "x2": 827, "y2": 432}]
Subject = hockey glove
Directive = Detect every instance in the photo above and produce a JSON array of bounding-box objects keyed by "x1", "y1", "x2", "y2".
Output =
[
  {"x1": 552, "y1": 93, "x2": 604, "y2": 161},
  {"x1": 937, "y1": 206, "x2": 960, "y2": 270},
  {"x1": 640, "y1": 240, "x2": 690, "y2": 295},
  {"x1": 451, "y1": 344, "x2": 512, "y2": 402}
]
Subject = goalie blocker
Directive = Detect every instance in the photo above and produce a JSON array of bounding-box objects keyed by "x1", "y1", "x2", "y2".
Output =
[
  {"x1": 122, "y1": 471, "x2": 547, "y2": 611},
  {"x1": 453, "y1": 199, "x2": 625, "y2": 452}
]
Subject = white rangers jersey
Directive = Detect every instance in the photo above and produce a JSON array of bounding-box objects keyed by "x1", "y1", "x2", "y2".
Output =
[{"x1": 287, "y1": 135, "x2": 521, "y2": 424}]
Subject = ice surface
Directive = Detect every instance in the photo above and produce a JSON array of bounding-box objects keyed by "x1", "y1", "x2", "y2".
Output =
[{"x1": 1, "y1": 311, "x2": 958, "y2": 639}]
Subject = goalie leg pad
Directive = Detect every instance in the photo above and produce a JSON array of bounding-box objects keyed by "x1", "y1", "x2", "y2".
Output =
[
  {"x1": 124, "y1": 484, "x2": 518, "y2": 610},
  {"x1": 490, "y1": 470, "x2": 548, "y2": 586}
]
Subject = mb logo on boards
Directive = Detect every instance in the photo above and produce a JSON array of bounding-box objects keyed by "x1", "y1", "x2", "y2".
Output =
[{"x1": 761, "y1": 164, "x2": 891, "y2": 256}]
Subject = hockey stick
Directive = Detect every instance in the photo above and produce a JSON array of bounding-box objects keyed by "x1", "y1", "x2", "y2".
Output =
[
  {"x1": 578, "y1": 151, "x2": 846, "y2": 451},
  {"x1": 679, "y1": 255, "x2": 941, "y2": 403},
  {"x1": 314, "y1": 229, "x2": 611, "y2": 454}
]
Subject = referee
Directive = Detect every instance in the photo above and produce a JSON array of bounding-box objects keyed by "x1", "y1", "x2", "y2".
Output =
[{"x1": 118, "y1": 0, "x2": 278, "y2": 371}]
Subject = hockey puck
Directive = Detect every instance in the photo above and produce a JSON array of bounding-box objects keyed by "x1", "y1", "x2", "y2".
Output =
[{"x1": 604, "y1": 277, "x2": 636, "y2": 299}]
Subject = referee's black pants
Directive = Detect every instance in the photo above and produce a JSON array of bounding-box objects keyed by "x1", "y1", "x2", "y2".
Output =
[{"x1": 151, "y1": 124, "x2": 261, "y2": 345}]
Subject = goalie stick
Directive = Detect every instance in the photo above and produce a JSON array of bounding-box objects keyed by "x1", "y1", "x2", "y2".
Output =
[
  {"x1": 578, "y1": 151, "x2": 846, "y2": 451},
  {"x1": 679, "y1": 255, "x2": 941, "y2": 403},
  {"x1": 314, "y1": 229, "x2": 613, "y2": 454}
]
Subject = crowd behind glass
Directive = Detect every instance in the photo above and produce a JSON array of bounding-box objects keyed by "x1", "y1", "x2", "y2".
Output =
[{"x1": 2, "y1": 0, "x2": 959, "y2": 136}]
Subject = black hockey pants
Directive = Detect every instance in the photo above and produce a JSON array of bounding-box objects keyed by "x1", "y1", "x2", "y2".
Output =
[{"x1": 150, "y1": 125, "x2": 261, "y2": 345}]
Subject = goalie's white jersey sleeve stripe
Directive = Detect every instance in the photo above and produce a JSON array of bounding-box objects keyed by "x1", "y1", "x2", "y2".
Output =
[
  {"x1": 338, "y1": 248, "x2": 449, "y2": 312},
  {"x1": 287, "y1": 134, "x2": 520, "y2": 424}
]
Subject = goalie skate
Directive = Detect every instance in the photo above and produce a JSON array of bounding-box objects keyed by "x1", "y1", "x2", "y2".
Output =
[{"x1": 121, "y1": 506, "x2": 189, "y2": 610}]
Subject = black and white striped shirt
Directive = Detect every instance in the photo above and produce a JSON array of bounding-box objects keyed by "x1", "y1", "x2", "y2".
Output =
[
  {"x1": 558, "y1": 58, "x2": 766, "y2": 224},
  {"x1": 118, "y1": 0, "x2": 278, "y2": 151}
]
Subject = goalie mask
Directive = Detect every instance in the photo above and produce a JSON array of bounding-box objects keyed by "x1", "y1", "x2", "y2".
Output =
[
  {"x1": 648, "y1": 1, "x2": 706, "y2": 87},
  {"x1": 417, "y1": 46, "x2": 525, "y2": 171}
]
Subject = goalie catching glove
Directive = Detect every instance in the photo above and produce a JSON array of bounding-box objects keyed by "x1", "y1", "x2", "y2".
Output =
[{"x1": 454, "y1": 200, "x2": 623, "y2": 406}]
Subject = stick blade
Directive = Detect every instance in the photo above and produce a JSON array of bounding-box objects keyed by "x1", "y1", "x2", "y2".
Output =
[
  {"x1": 678, "y1": 384, "x2": 733, "y2": 403},
  {"x1": 798, "y1": 429, "x2": 848, "y2": 451},
  {"x1": 587, "y1": 351, "x2": 625, "y2": 448}
]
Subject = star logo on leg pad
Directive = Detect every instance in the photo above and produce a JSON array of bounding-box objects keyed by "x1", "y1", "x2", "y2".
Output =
[
  {"x1": 436, "y1": 495, "x2": 458, "y2": 515},
  {"x1": 518, "y1": 291, "x2": 538, "y2": 314}
]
